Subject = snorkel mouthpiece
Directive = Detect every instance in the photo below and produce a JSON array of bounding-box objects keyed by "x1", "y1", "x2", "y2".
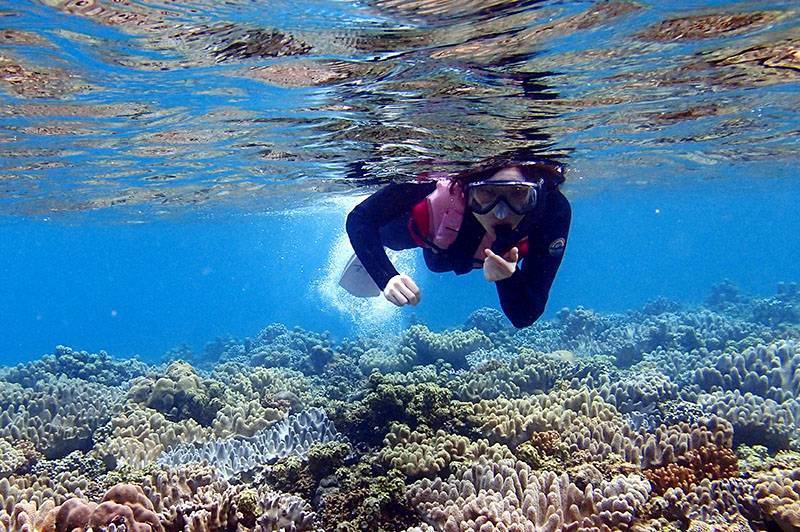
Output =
[
  {"x1": 493, "y1": 202, "x2": 510, "y2": 220},
  {"x1": 491, "y1": 223, "x2": 515, "y2": 254},
  {"x1": 494, "y1": 224, "x2": 513, "y2": 238}
]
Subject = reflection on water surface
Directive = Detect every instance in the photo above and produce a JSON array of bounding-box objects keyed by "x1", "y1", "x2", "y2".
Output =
[{"x1": 0, "y1": 0, "x2": 797, "y2": 217}]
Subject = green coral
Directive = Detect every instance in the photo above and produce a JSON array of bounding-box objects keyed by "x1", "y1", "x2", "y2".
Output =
[
  {"x1": 2, "y1": 345, "x2": 149, "y2": 388},
  {"x1": 380, "y1": 423, "x2": 515, "y2": 479},
  {"x1": 234, "y1": 487, "x2": 261, "y2": 528},
  {"x1": 128, "y1": 361, "x2": 226, "y2": 425},
  {"x1": 263, "y1": 456, "x2": 317, "y2": 499},
  {"x1": 736, "y1": 444, "x2": 771, "y2": 472},
  {"x1": 101, "y1": 462, "x2": 161, "y2": 489},
  {"x1": 358, "y1": 345, "x2": 416, "y2": 374},
  {"x1": 0, "y1": 438, "x2": 26, "y2": 476},
  {"x1": 402, "y1": 324, "x2": 492, "y2": 368},
  {"x1": 315, "y1": 354, "x2": 365, "y2": 401},
  {"x1": 263, "y1": 443, "x2": 353, "y2": 503},
  {"x1": 307, "y1": 441, "x2": 350, "y2": 479},
  {"x1": 340, "y1": 371, "x2": 467, "y2": 445},
  {"x1": 516, "y1": 439, "x2": 570, "y2": 471},
  {"x1": 318, "y1": 459, "x2": 416, "y2": 532}
]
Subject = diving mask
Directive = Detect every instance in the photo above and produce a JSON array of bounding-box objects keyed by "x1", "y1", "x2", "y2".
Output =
[{"x1": 466, "y1": 179, "x2": 542, "y2": 216}]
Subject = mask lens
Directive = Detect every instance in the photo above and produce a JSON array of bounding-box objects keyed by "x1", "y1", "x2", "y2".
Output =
[
  {"x1": 468, "y1": 181, "x2": 538, "y2": 214},
  {"x1": 472, "y1": 187, "x2": 497, "y2": 207},
  {"x1": 505, "y1": 185, "x2": 532, "y2": 209}
]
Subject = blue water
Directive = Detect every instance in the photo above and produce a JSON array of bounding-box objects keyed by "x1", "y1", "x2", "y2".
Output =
[
  {"x1": 0, "y1": 0, "x2": 797, "y2": 365},
  {"x1": 2, "y1": 164, "x2": 797, "y2": 363}
]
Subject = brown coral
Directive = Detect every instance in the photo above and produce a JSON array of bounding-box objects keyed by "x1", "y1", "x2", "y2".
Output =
[
  {"x1": 644, "y1": 463, "x2": 698, "y2": 495},
  {"x1": 644, "y1": 444, "x2": 737, "y2": 495},
  {"x1": 680, "y1": 444, "x2": 738, "y2": 481},
  {"x1": 44, "y1": 484, "x2": 162, "y2": 532},
  {"x1": 528, "y1": 430, "x2": 562, "y2": 453}
]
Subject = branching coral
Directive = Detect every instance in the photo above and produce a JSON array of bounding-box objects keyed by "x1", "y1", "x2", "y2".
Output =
[
  {"x1": 644, "y1": 444, "x2": 738, "y2": 495},
  {"x1": 407, "y1": 457, "x2": 650, "y2": 531}
]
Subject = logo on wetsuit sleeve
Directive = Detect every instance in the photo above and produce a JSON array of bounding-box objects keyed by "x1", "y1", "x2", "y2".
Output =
[{"x1": 548, "y1": 238, "x2": 566, "y2": 256}]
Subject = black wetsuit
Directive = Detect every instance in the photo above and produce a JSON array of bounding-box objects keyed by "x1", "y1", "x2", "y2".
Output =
[{"x1": 346, "y1": 181, "x2": 571, "y2": 328}]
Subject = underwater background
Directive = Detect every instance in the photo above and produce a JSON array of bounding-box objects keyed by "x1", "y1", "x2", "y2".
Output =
[{"x1": 1, "y1": 0, "x2": 799, "y2": 530}]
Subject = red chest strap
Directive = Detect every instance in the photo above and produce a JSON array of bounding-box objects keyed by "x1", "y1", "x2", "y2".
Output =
[
  {"x1": 517, "y1": 238, "x2": 529, "y2": 257},
  {"x1": 409, "y1": 199, "x2": 430, "y2": 247}
]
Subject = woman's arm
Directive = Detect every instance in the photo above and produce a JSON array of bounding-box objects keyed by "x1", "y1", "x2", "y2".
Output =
[
  {"x1": 495, "y1": 191, "x2": 571, "y2": 328},
  {"x1": 345, "y1": 181, "x2": 435, "y2": 290}
]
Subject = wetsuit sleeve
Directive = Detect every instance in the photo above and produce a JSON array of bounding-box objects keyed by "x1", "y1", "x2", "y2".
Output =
[
  {"x1": 345, "y1": 182, "x2": 435, "y2": 290},
  {"x1": 495, "y1": 191, "x2": 571, "y2": 328}
]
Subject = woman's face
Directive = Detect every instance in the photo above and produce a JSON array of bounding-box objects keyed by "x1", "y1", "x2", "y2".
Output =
[{"x1": 471, "y1": 166, "x2": 526, "y2": 234}]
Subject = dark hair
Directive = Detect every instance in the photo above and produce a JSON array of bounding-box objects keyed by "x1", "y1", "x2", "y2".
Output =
[{"x1": 449, "y1": 155, "x2": 565, "y2": 193}]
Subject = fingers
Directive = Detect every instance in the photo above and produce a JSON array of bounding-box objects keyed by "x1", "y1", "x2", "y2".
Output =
[
  {"x1": 384, "y1": 287, "x2": 408, "y2": 306},
  {"x1": 483, "y1": 247, "x2": 518, "y2": 282},
  {"x1": 383, "y1": 276, "x2": 405, "y2": 306},
  {"x1": 399, "y1": 275, "x2": 421, "y2": 305},
  {"x1": 383, "y1": 274, "x2": 421, "y2": 307},
  {"x1": 505, "y1": 247, "x2": 519, "y2": 263},
  {"x1": 396, "y1": 282, "x2": 417, "y2": 306},
  {"x1": 486, "y1": 247, "x2": 519, "y2": 263}
]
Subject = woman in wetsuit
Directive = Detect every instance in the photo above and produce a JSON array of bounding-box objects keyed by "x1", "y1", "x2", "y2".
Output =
[{"x1": 345, "y1": 157, "x2": 571, "y2": 328}]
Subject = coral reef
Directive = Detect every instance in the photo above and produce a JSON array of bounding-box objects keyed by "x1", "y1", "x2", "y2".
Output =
[
  {"x1": 2, "y1": 345, "x2": 148, "y2": 388},
  {"x1": 316, "y1": 459, "x2": 418, "y2": 531},
  {"x1": 754, "y1": 468, "x2": 800, "y2": 531},
  {"x1": 407, "y1": 457, "x2": 651, "y2": 530},
  {"x1": 220, "y1": 323, "x2": 336, "y2": 375},
  {"x1": 47, "y1": 483, "x2": 162, "y2": 531},
  {"x1": 157, "y1": 408, "x2": 347, "y2": 479},
  {"x1": 338, "y1": 370, "x2": 466, "y2": 445},
  {"x1": 2, "y1": 282, "x2": 800, "y2": 530},
  {"x1": 402, "y1": 324, "x2": 492, "y2": 369},
  {"x1": 0, "y1": 376, "x2": 122, "y2": 459},
  {"x1": 128, "y1": 361, "x2": 226, "y2": 426},
  {"x1": 694, "y1": 340, "x2": 800, "y2": 403},
  {"x1": 380, "y1": 423, "x2": 514, "y2": 478}
]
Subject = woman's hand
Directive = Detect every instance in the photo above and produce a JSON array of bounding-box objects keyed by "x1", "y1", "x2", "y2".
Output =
[
  {"x1": 383, "y1": 274, "x2": 421, "y2": 306},
  {"x1": 483, "y1": 247, "x2": 519, "y2": 282}
]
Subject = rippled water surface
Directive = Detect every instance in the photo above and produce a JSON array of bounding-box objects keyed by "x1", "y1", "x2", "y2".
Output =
[{"x1": 0, "y1": 0, "x2": 797, "y2": 218}]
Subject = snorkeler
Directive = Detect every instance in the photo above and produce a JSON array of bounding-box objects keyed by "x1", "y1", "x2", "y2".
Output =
[{"x1": 341, "y1": 156, "x2": 571, "y2": 328}]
